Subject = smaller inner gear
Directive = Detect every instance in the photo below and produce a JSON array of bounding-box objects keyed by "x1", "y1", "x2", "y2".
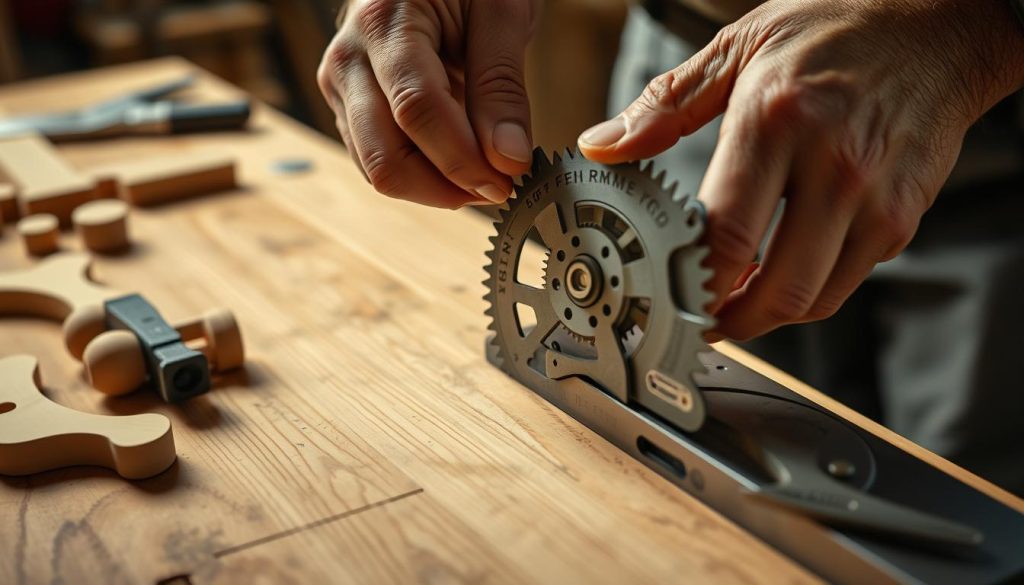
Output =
[{"x1": 544, "y1": 222, "x2": 628, "y2": 343}]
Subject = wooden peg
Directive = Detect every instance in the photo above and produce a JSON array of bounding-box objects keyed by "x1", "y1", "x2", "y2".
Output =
[
  {"x1": 0, "y1": 134, "x2": 97, "y2": 225},
  {"x1": 86, "y1": 151, "x2": 236, "y2": 207},
  {"x1": 83, "y1": 330, "x2": 148, "y2": 396},
  {"x1": 17, "y1": 213, "x2": 60, "y2": 256},
  {"x1": 63, "y1": 303, "x2": 108, "y2": 359},
  {"x1": 0, "y1": 252, "x2": 118, "y2": 320},
  {"x1": 0, "y1": 182, "x2": 17, "y2": 224},
  {"x1": 0, "y1": 355, "x2": 176, "y2": 479},
  {"x1": 72, "y1": 198, "x2": 130, "y2": 253},
  {"x1": 174, "y1": 308, "x2": 245, "y2": 371}
]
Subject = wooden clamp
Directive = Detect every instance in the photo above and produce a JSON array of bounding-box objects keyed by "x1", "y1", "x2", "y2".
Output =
[{"x1": 0, "y1": 253, "x2": 243, "y2": 402}]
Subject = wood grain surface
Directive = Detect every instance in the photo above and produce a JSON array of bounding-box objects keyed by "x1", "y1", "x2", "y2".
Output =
[{"x1": 0, "y1": 59, "x2": 1018, "y2": 585}]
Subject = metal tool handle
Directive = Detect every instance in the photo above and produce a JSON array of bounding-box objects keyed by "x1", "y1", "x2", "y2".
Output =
[{"x1": 169, "y1": 101, "x2": 251, "y2": 133}]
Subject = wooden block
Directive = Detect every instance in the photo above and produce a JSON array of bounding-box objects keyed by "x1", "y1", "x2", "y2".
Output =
[
  {"x1": 0, "y1": 134, "x2": 96, "y2": 225},
  {"x1": 17, "y1": 213, "x2": 60, "y2": 257},
  {"x1": 0, "y1": 252, "x2": 117, "y2": 320},
  {"x1": 72, "y1": 198, "x2": 131, "y2": 253},
  {"x1": 0, "y1": 355, "x2": 176, "y2": 479},
  {"x1": 0, "y1": 182, "x2": 17, "y2": 223},
  {"x1": 87, "y1": 151, "x2": 236, "y2": 207}
]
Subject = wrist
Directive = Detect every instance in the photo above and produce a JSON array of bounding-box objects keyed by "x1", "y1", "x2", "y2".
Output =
[{"x1": 928, "y1": 0, "x2": 1024, "y2": 122}]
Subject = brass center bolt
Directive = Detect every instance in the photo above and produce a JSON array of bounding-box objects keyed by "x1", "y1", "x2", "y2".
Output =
[{"x1": 565, "y1": 256, "x2": 603, "y2": 307}]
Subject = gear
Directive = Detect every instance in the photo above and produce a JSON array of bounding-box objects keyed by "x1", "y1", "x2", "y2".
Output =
[{"x1": 483, "y1": 147, "x2": 714, "y2": 432}]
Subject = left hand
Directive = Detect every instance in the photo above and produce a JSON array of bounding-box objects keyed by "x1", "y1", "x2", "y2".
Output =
[{"x1": 579, "y1": 0, "x2": 1024, "y2": 341}]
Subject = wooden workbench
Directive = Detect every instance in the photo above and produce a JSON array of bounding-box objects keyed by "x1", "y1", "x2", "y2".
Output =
[{"x1": 1, "y1": 59, "x2": 1019, "y2": 585}]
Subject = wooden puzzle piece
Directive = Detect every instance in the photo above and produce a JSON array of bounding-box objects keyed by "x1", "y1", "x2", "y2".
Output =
[
  {"x1": 0, "y1": 134, "x2": 97, "y2": 225},
  {"x1": 87, "y1": 151, "x2": 236, "y2": 207},
  {"x1": 0, "y1": 355, "x2": 176, "y2": 479},
  {"x1": 0, "y1": 251, "x2": 118, "y2": 320}
]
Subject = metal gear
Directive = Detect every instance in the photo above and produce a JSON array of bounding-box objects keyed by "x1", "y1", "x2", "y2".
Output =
[{"x1": 483, "y1": 147, "x2": 714, "y2": 432}]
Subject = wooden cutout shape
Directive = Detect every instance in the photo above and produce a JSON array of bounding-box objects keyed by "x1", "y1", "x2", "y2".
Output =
[
  {"x1": 0, "y1": 252, "x2": 118, "y2": 320},
  {"x1": 0, "y1": 134, "x2": 97, "y2": 225},
  {"x1": 0, "y1": 355, "x2": 176, "y2": 479},
  {"x1": 87, "y1": 151, "x2": 236, "y2": 207}
]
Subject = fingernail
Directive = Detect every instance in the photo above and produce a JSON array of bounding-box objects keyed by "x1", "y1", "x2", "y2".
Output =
[
  {"x1": 474, "y1": 184, "x2": 509, "y2": 203},
  {"x1": 493, "y1": 121, "x2": 532, "y2": 163},
  {"x1": 459, "y1": 199, "x2": 493, "y2": 209},
  {"x1": 579, "y1": 117, "x2": 626, "y2": 148}
]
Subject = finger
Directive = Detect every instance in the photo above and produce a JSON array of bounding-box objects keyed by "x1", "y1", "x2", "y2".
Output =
[
  {"x1": 337, "y1": 53, "x2": 479, "y2": 209},
  {"x1": 699, "y1": 98, "x2": 797, "y2": 314},
  {"x1": 711, "y1": 140, "x2": 863, "y2": 340},
  {"x1": 578, "y1": 31, "x2": 743, "y2": 163},
  {"x1": 327, "y1": 89, "x2": 370, "y2": 183},
  {"x1": 796, "y1": 206, "x2": 911, "y2": 323},
  {"x1": 465, "y1": 0, "x2": 534, "y2": 176},
  {"x1": 319, "y1": 36, "x2": 370, "y2": 183},
  {"x1": 362, "y1": 11, "x2": 512, "y2": 203}
]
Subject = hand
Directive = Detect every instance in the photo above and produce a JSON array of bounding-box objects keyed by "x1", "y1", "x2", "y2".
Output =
[
  {"x1": 579, "y1": 0, "x2": 1024, "y2": 340},
  {"x1": 318, "y1": 0, "x2": 540, "y2": 208}
]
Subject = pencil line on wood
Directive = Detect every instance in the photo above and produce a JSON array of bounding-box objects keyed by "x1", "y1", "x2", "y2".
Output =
[{"x1": 212, "y1": 487, "x2": 426, "y2": 559}]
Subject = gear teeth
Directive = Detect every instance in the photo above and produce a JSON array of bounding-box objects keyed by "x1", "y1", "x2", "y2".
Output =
[
  {"x1": 552, "y1": 150, "x2": 563, "y2": 164},
  {"x1": 654, "y1": 169, "x2": 667, "y2": 188},
  {"x1": 530, "y1": 146, "x2": 549, "y2": 172},
  {"x1": 666, "y1": 181, "x2": 680, "y2": 200},
  {"x1": 563, "y1": 147, "x2": 576, "y2": 160}
]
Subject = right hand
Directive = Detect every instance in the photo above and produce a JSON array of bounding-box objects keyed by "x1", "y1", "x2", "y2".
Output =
[{"x1": 318, "y1": 0, "x2": 540, "y2": 208}]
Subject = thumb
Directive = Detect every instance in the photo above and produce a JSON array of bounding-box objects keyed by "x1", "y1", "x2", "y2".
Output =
[
  {"x1": 579, "y1": 36, "x2": 740, "y2": 164},
  {"x1": 466, "y1": 0, "x2": 536, "y2": 176}
]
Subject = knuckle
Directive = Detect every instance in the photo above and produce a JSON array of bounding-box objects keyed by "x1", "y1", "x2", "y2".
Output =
[
  {"x1": 354, "y1": 0, "x2": 398, "y2": 42},
  {"x1": 760, "y1": 82, "x2": 810, "y2": 125},
  {"x1": 323, "y1": 37, "x2": 359, "y2": 76},
  {"x1": 707, "y1": 212, "x2": 760, "y2": 269},
  {"x1": 361, "y1": 148, "x2": 401, "y2": 195},
  {"x1": 876, "y1": 178, "x2": 929, "y2": 259},
  {"x1": 391, "y1": 85, "x2": 437, "y2": 134},
  {"x1": 873, "y1": 207, "x2": 916, "y2": 261},
  {"x1": 764, "y1": 281, "x2": 818, "y2": 324},
  {"x1": 827, "y1": 150, "x2": 872, "y2": 208},
  {"x1": 319, "y1": 36, "x2": 363, "y2": 101},
  {"x1": 639, "y1": 71, "x2": 678, "y2": 113},
  {"x1": 804, "y1": 294, "x2": 844, "y2": 322},
  {"x1": 474, "y1": 55, "x2": 528, "y2": 106},
  {"x1": 438, "y1": 159, "x2": 471, "y2": 184},
  {"x1": 760, "y1": 74, "x2": 857, "y2": 128}
]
